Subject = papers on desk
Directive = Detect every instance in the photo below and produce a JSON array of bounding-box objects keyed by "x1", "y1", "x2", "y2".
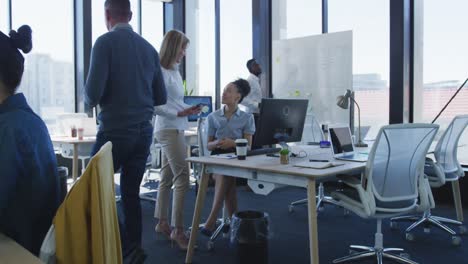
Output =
[
  {"x1": 294, "y1": 160, "x2": 345, "y2": 169},
  {"x1": 210, "y1": 153, "x2": 237, "y2": 159}
]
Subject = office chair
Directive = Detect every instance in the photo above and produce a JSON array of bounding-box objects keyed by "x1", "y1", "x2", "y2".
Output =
[
  {"x1": 390, "y1": 115, "x2": 468, "y2": 245},
  {"x1": 190, "y1": 117, "x2": 230, "y2": 250},
  {"x1": 139, "y1": 116, "x2": 163, "y2": 202},
  {"x1": 331, "y1": 124, "x2": 438, "y2": 264},
  {"x1": 40, "y1": 142, "x2": 122, "y2": 264},
  {"x1": 289, "y1": 115, "x2": 341, "y2": 213}
]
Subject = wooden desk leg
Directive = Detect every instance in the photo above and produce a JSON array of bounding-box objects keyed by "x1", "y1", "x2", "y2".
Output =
[
  {"x1": 307, "y1": 179, "x2": 319, "y2": 264},
  {"x1": 185, "y1": 165, "x2": 209, "y2": 264},
  {"x1": 451, "y1": 180, "x2": 464, "y2": 222},
  {"x1": 72, "y1": 144, "x2": 78, "y2": 182}
]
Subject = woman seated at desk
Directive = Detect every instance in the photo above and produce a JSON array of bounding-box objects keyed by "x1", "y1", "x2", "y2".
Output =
[
  {"x1": 0, "y1": 26, "x2": 60, "y2": 255},
  {"x1": 200, "y1": 79, "x2": 255, "y2": 236}
]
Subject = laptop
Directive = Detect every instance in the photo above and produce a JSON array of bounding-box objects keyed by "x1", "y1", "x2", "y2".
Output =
[
  {"x1": 329, "y1": 125, "x2": 368, "y2": 162},
  {"x1": 183, "y1": 96, "x2": 213, "y2": 122}
]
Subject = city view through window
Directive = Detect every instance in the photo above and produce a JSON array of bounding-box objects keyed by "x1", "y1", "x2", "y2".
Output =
[
  {"x1": 418, "y1": 0, "x2": 468, "y2": 163},
  {"x1": 12, "y1": 0, "x2": 75, "y2": 135}
]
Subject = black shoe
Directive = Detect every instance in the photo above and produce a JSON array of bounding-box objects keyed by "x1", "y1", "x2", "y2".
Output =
[{"x1": 199, "y1": 226, "x2": 214, "y2": 237}]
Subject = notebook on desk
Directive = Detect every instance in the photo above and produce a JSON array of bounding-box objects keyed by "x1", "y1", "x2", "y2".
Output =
[
  {"x1": 329, "y1": 125, "x2": 368, "y2": 162},
  {"x1": 294, "y1": 160, "x2": 344, "y2": 169}
]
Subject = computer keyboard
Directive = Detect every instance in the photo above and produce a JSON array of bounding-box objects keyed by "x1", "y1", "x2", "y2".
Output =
[{"x1": 247, "y1": 147, "x2": 281, "y2": 156}]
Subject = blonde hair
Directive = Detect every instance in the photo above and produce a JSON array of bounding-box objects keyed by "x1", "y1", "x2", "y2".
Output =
[{"x1": 159, "y1": 30, "x2": 190, "y2": 69}]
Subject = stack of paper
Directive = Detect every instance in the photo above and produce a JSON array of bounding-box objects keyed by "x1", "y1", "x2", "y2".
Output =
[{"x1": 294, "y1": 161, "x2": 345, "y2": 169}]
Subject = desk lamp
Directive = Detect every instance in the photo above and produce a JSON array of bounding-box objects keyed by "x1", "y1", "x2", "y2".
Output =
[{"x1": 336, "y1": 89, "x2": 368, "y2": 147}]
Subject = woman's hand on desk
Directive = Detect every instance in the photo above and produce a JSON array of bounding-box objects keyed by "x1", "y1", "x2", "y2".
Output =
[{"x1": 217, "y1": 138, "x2": 235, "y2": 149}]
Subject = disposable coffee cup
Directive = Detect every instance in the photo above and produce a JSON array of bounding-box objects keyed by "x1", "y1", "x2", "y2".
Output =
[
  {"x1": 77, "y1": 128, "x2": 84, "y2": 140},
  {"x1": 235, "y1": 139, "x2": 248, "y2": 160}
]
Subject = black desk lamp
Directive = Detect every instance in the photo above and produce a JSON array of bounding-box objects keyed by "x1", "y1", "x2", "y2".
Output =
[{"x1": 336, "y1": 89, "x2": 368, "y2": 147}]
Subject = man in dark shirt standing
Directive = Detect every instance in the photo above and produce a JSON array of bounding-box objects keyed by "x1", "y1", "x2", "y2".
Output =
[{"x1": 84, "y1": 0, "x2": 166, "y2": 261}]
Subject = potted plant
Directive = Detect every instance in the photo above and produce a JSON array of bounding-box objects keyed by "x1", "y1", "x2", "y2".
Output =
[{"x1": 279, "y1": 148, "x2": 290, "y2": 164}]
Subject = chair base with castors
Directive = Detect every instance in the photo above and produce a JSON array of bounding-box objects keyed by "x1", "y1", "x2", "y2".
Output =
[
  {"x1": 289, "y1": 182, "x2": 341, "y2": 213},
  {"x1": 333, "y1": 220, "x2": 417, "y2": 264},
  {"x1": 189, "y1": 216, "x2": 230, "y2": 251},
  {"x1": 390, "y1": 210, "x2": 465, "y2": 246},
  {"x1": 206, "y1": 217, "x2": 230, "y2": 251}
]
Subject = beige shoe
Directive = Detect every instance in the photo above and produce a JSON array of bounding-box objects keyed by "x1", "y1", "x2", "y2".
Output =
[{"x1": 155, "y1": 223, "x2": 172, "y2": 240}]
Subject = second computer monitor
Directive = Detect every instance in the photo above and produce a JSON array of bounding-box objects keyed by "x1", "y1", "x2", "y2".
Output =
[{"x1": 254, "y1": 98, "x2": 309, "y2": 147}]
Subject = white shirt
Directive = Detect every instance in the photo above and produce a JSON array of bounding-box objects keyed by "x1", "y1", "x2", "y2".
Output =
[
  {"x1": 240, "y1": 73, "x2": 262, "y2": 113},
  {"x1": 154, "y1": 65, "x2": 191, "y2": 132}
]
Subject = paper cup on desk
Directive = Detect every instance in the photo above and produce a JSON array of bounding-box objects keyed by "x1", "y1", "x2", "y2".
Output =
[
  {"x1": 235, "y1": 139, "x2": 248, "y2": 160},
  {"x1": 77, "y1": 128, "x2": 84, "y2": 140}
]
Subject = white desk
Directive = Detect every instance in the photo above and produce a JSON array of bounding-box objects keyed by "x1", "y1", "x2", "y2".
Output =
[
  {"x1": 51, "y1": 136, "x2": 96, "y2": 182},
  {"x1": 185, "y1": 147, "x2": 366, "y2": 264},
  {"x1": 0, "y1": 233, "x2": 42, "y2": 264}
]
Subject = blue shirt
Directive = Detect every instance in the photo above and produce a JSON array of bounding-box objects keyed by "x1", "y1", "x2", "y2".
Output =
[
  {"x1": 0, "y1": 93, "x2": 60, "y2": 255},
  {"x1": 207, "y1": 106, "x2": 255, "y2": 140},
  {"x1": 85, "y1": 23, "x2": 167, "y2": 131}
]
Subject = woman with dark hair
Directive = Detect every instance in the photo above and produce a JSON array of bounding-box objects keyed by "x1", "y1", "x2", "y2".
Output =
[
  {"x1": 200, "y1": 78, "x2": 255, "y2": 236},
  {"x1": 0, "y1": 26, "x2": 60, "y2": 255}
]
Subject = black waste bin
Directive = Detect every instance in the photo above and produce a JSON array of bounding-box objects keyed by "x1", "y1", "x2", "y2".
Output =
[
  {"x1": 58, "y1": 166, "x2": 68, "y2": 203},
  {"x1": 230, "y1": 210, "x2": 270, "y2": 264}
]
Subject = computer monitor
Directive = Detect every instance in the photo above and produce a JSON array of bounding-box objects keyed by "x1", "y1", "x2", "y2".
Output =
[
  {"x1": 183, "y1": 96, "x2": 213, "y2": 122},
  {"x1": 253, "y1": 98, "x2": 309, "y2": 147}
]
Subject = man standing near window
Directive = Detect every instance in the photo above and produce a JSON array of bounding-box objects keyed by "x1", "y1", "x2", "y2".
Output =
[
  {"x1": 84, "y1": 0, "x2": 166, "y2": 262},
  {"x1": 240, "y1": 58, "x2": 263, "y2": 114}
]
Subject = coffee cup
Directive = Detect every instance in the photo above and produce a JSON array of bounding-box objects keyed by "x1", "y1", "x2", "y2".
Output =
[
  {"x1": 77, "y1": 128, "x2": 84, "y2": 140},
  {"x1": 235, "y1": 139, "x2": 248, "y2": 160}
]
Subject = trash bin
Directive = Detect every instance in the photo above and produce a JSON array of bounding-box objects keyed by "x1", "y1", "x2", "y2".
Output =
[
  {"x1": 58, "y1": 166, "x2": 68, "y2": 203},
  {"x1": 230, "y1": 210, "x2": 270, "y2": 264}
]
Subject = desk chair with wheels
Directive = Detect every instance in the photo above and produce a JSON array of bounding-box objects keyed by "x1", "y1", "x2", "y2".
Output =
[
  {"x1": 191, "y1": 117, "x2": 230, "y2": 250},
  {"x1": 289, "y1": 115, "x2": 341, "y2": 213},
  {"x1": 390, "y1": 115, "x2": 468, "y2": 245},
  {"x1": 331, "y1": 124, "x2": 438, "y2": 264}
]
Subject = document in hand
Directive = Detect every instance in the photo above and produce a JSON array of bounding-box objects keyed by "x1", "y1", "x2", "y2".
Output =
[{"x1": 294, "y1": 161, "x2": 345, "y2": 169}]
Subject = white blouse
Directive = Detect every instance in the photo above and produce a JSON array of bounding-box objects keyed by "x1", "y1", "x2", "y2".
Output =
[{"x1": 154, "y1": 65, "x2": 191, "y2": 132}]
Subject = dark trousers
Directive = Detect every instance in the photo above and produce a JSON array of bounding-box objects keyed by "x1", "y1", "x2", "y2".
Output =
[{"x1": 91, "y1": 121, "x2": 153, "y2": 253}]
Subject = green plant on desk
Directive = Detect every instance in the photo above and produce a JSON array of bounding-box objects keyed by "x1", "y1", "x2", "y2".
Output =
[{"x1": 279, "y1": 148, "x2": 289, "y2": 164}]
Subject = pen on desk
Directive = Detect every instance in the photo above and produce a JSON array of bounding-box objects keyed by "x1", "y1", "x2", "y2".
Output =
[{"x1": 309, "y1": 159, "x2": 329, "y2": 162}]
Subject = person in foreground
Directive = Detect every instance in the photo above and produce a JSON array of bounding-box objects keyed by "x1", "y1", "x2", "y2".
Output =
[
  {"x1": 84, "y1": 0, "x2": 167, "y2": 262},
  {"x1": 0, "y1": 25, "x2": 60, "y2": 256},
  {"x1": 153, "y1": 30, "x2": 201, "y2": 250},
  {"x1": 200, "y1": 79, "x2": 255, "y2": 236}
]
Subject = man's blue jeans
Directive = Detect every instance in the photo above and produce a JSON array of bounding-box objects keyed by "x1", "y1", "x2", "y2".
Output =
[{"x1": 91, "y1": 120, "x2": 153, "y2": 253}]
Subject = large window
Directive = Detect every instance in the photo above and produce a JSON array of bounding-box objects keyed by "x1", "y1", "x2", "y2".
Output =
[
  {"x1": 220, "y1": 0, "x2": 252, "y2": 97},
  {"x1": 0, "y1": 0, "x2": 8, "y2": 32},
  {"x1": 141, "y1": 0, "x2": 164, "y2": 51},
  {"x1": 12, "y1": 0, "x2": 75, "y2": 135},
  {"x1": 329, "y1": 0, "x2": 390, "y2": 140},
  {"x1": 92, "y1": 0, "x2": 140, "y2": 44},
  {"x1": 185, "y1": 0, "x2": 215, "y2": 99},
  {"x1": 272, "y1": 0, "x2": 322, "y2": 40},
  {"x1": 416, "y1": 0, "x2": 468, "y2": 164}
]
